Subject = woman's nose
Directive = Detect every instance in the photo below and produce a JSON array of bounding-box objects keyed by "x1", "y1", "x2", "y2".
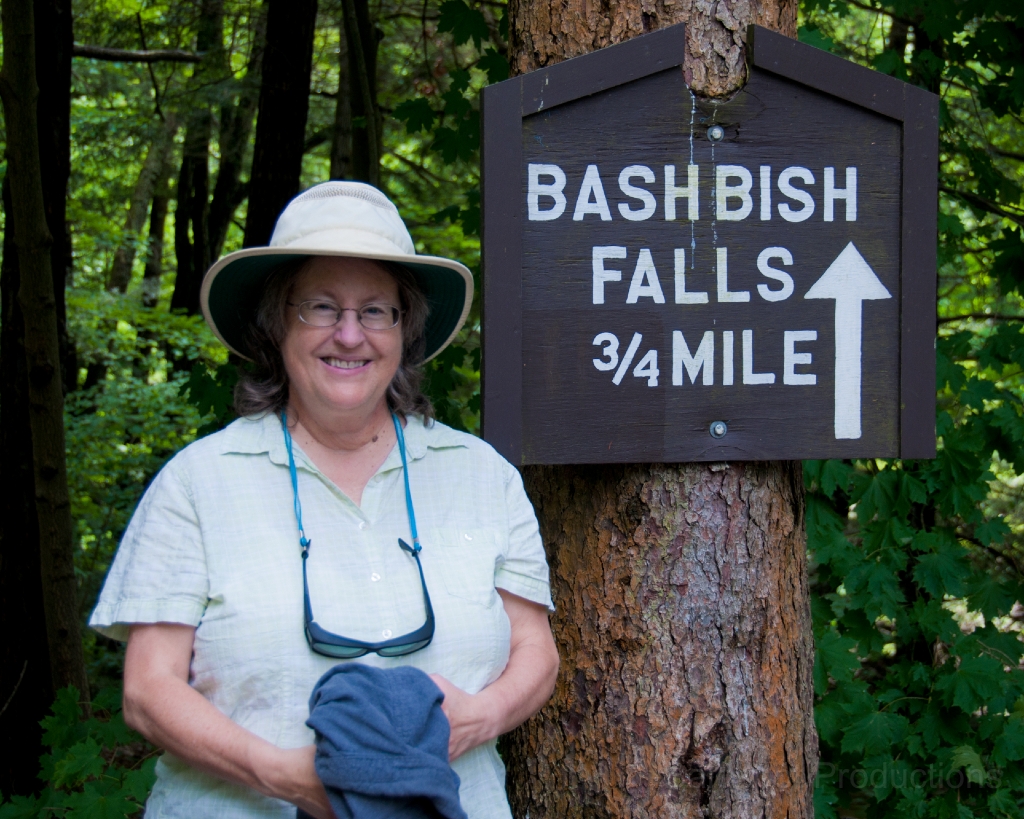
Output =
[{"x1": 332, "y1": 309, "x2": 366, "y2": 346}]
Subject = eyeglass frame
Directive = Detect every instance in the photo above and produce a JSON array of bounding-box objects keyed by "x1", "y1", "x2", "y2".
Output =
[
  {"x1": 281, "y1": 411, "x2": 435, "y2": 659},
  {"x1": 287, "y1": 299, "x2": 402, "y2": 330}
]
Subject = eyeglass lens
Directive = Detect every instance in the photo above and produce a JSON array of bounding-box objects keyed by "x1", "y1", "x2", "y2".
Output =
[{"x1": 297, "y1": 300, "x2": 399, "y2": 330}]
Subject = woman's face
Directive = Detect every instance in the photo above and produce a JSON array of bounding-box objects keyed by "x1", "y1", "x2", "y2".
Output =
[{"x1": 281, "y1": 256, "x2": 403, "y2": 423}]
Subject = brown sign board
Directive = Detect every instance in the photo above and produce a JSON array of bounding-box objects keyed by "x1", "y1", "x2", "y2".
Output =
[{"x1": 481, "y1": 24, "x2": 938, "y2": 465}]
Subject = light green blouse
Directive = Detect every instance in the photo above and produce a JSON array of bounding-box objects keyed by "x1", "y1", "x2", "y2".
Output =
[{"x1": 90, "y1": 412, "x2": 553, "y2": 819}]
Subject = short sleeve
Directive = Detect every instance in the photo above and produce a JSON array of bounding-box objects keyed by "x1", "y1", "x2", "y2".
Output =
[
  {"x1": 495, "y1": 463, "x2": 554, "y2": 611},
  {"x1": 89, "y1": 458, "x2": 210, "y2": 642}
]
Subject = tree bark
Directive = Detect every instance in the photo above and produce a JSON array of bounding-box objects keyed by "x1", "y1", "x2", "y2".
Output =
[
  {"x1": 243, "y1": 0, "x2": 318, "y2": 248},
  {"x1": 107, "y1": 114, "x2": 178, "y2": 293},
  {"x1": 501, "y1": 3, "x2": 815, "y2": 818},
  {"x1": 141, "y1": 175, "x2": 171, "y2": 308},
  {"x1": 329, "y1": 23, "x2": 352, "y2": 180},
  {"x1": 208, "y1": 4, "x2": 267, "y2": 259},
  {"x1": 0, "y1": 0, "x2": 88, "y2": 718},
  {"x1": 342, "y1": 0, "x2": 379, "y2": 186},
  {"x1": 170, "y1": 0, "x2": 224, "y2": 315}
]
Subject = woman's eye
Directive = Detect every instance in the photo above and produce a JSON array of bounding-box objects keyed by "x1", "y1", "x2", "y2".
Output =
[
  {"x1": 362, "y1": 305, "x2": 387, "y2": 317},
  {"x1": 308, "y1": 302, "x2": 338, "y2": 314}
]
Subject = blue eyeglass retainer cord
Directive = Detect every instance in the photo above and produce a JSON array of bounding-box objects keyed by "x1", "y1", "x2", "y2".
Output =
[{"x1": 280, "y1": 410, "x2": 422, "y2": 559}]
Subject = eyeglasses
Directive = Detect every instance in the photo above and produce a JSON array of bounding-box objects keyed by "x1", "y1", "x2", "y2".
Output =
[
  {"x1": 288, "y1": 300, "x2": 401, "y2": 330},
  {"x1": 281, "y1": 411, "x2": 434, "y2": 659}
]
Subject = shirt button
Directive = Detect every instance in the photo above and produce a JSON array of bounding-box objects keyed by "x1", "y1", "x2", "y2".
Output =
[
  {"x1": 358, "y1": 521, "x2": 367, "y2": 530},
  {"x1": 464, "y1": 533, "x2": 473, "y2": 541},
  {"x1": 370, "y1": 572, "x2": 381, "y2": 582},
  {"x1": 382, "y1": 629, "x2": 393, "y2": 639}
]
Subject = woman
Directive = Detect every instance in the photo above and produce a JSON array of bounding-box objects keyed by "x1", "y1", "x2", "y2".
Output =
[{"x1": 90, "y1": 181, "x2": 559, "y2": 819}]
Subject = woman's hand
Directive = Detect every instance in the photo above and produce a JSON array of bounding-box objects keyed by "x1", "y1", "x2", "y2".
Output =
[
  {"x1": 124, "y1": 624, "x2": 336, "y2": 818},
  {"x1": 429, "y1": 590, "x2": 559, "y2": 762},
  {"x1": 270, "y1": 746, "x2": 334, "y2": 819},
  {"x1": 428, "y1": 675, "x2": 493, "y2": 761}
]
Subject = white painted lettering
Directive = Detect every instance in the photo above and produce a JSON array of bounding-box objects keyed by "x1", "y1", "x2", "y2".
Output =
[
  {"x1": 527, "y1": 164, "x2": 567, "y2": 221},
  {"x1": 756, "y1": 247, "x2": 795, "y2": 302},
  {"x1": 573, "y1": 165, "x2": 613, "y2": 221},
  {"x1": 824, "y1": 167, "x2": 857, "y2": 222},
  {"x1": 612, "y1": 333, "x2": 643, "y2": 385},
  {"x1": 722, "y1": 330, "x2": 735, "y2": 386},
  {"x1": 716, "y1": 165, "x2": 753, "y2": 221},
  {"x1": 664, "y1": 164, "x2": 699, "y2": 221},
  {"x1": 716, "y1": 247, "x2": 750, "y2": 303},
  {"x1": 760, "y1": 165, "x2": 771, "y2": 220},
  {"x1": 673, "y1": 249, "x2": 708, "y2": 304},
  {"x1": 742, "y1": 329, "x2": 776, "y2": 384},
  {"x1": 592, "y1": 246, "x2": 626, "y2": 304},
  {"x1": 784, "y1": 330, "x2": 817, "y2": 385},
  {"x1": 626, "y1": 249, "x2": 666, "y2": 304},
  {"x1": 778, "y1": 166, "x2": 816, "y2": 222},
  {"x1": 618, "y1": 165, "x2": 657, "y2": 221},
  {"x1": 633, "y1": 349, "x2": 660, "y2": 386},
  {"x1": 592, "y1": 332, "x2": 619, "y2": 371},
  {"x1": 672, "y1": 330, "x2": 714, "y2": 386}
]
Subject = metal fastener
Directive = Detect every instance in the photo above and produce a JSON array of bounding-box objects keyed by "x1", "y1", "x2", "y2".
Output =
[
  {"x1": 707, "y1": 124, "x2": 725, "y2": 141},
  {"x1": 710, "y1": 421, "x2": 728, "y2": 439}
]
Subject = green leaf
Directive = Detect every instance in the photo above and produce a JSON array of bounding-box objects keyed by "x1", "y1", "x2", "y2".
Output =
[
  {"x1": 40, "y1": 687, "x2": 84, "y2": 751},
  {"x1": 797, "y1": 24, "x2": 835, "y2": 53},
  {"x1": 993, "y1": 718, "x2": 1024, "y2": 763},
  {"x1": 122, "y1": 758, "x2": 157, "y2": 804},
  {"x1": 937, "y1": 654, "x2": 1005, "y2": 712},
  {"x1": 949, "y1": 745, "x2": 986, "y2": 785},
  {"x1": 988, "y1": 789, "x2": 1019, "y2": 818},
  {"x1": 52, "y1": 738, "x2": 105, "y2": 789},
  {"x1": 477, "y1": 49, "x2": 509, "y2": 84},
  {"x1": 840, "y1": 711, "x2": 909, "y2": 755},
  {"x1": 816, "y1": 629, "x2": 860, "y2": 690},
  {"x1": 60, "y1": 782, "x2": 139, "y2": 819},
  {"x1": 393, "y1": 98, "x2": 436, "y2": 134},
  {"x1": 437, "y1": 1, "x2": 490, "y2": 49},
  {"x1": 912, "y1": 539, "x2": 969, "y2": 597}
]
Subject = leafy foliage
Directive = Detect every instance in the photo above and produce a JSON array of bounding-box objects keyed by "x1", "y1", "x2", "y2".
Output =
[
  {"x1": 801, "y1": 1, "x2": 1024, "y2": 816},
  {"x1": 0, "y1": 688, "x2": 156, "y2": 818}
]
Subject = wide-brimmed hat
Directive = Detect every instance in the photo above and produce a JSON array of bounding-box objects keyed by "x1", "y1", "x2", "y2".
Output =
[{"x1": 200, "y1": 181, "x2": 474, "y2": 362}]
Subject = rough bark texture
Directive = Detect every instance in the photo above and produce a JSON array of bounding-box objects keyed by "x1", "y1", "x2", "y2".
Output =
[
  {"x1": 342, "y1": 0, "x2": 380, "y2": 185},
  {"x1": 243, "y1": 0, "x2": 318, "y2": 247},
  {"x1": 142, "y1": 186, "x2": 170, "y2": 308},
  {"x1": 0, "y1": 0, "x2": 88, "y2": 715},
  {"x1": 502, "y1": 3, "x2": 815, "y2": 817},
  {"x1": 508, "y1": 0, "x2": 796, "y2": 97},
  {"x1": 107, "y1": 114, "x2": 177, "y2": 292},
  {"x1": 329, "y1": 24, "x2": 352, "y2": 180},
  {"x1": 504, "y1": 464, "x2": 816, "y2": 818}
]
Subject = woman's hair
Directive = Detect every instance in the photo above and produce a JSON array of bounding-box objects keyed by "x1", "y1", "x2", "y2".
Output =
[{"x1": 233, "y1": 258, "x2": 434, "y2": 420}]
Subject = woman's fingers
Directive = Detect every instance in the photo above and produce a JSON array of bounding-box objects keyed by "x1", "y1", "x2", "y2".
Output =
[{"x1": 428, "y1": 674, "x2": 489, "y2": 761}]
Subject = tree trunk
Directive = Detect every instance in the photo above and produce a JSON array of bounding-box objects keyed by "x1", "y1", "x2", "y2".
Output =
[
  {"x1": 107, "y1": 114, "x2": 178, "y2": 293},
  {"x1": 141, "y1": 179, "x2": 171, "y2": 308},
  {"x1": 329, "y1": 23, "x2": 352, "y2": 180},
  {"x1": 501, "y1": 3, "x2": 816, "y2": 818},
  {"x1": 342, "y1": 0, "x2": 379, "y2": 186},
  {"x1": 0, "y1": 0, "x2": 88, "y2": 717},
  {"x1": 170, "y1": 0, "x2": 224, "y2": 315},
  {"x1": 242, "y1": 0, "x2": 318, "y2": 248},
  {"x1": 208, "y1": 4, "x2": 267, "y2": 259}
]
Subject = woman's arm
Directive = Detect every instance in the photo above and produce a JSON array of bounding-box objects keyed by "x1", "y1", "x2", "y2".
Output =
[
  {"x1": 123, "y1": 623, "x2": 334, "y2": 819},
  {"x1": 430, "y1": 590, "x2": 559, "y2": 760}
]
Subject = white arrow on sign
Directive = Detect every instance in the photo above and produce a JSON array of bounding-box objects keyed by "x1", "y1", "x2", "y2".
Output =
[{"x1": 804, "y1": 242, "x2": 892, "y2": 440}]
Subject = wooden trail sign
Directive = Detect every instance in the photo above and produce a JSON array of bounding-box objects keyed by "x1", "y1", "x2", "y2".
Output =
[{"x1": 481, "y1": 24, "x2": 938, "y2": 464}]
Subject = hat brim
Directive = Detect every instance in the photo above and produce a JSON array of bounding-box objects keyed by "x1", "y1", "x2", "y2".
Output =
[{"x1": 200, "y1": 247, "x2": 474, "y2": 363}]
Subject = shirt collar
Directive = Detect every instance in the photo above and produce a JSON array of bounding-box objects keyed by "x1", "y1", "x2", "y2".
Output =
[{"x1": 218, "y1": 411, "x2": 468, "y2": 471}]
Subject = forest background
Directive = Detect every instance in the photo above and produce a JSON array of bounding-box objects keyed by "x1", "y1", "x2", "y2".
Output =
[{"x1": 0, "y1": 0, "x2": 1021, "y2": 817}]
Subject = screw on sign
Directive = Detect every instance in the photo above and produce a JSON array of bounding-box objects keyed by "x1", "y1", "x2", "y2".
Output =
[{"x1": 482, "y1": 24, "x2": 937, "y2": 464}]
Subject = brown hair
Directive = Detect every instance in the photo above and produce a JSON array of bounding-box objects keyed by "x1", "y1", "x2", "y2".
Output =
[{"x1": 233, "y1": 258, "x2": 434, "y2": 420}]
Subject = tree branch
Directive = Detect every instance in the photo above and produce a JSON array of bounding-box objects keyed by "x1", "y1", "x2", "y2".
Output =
[
  {"x1": 941, "y1": 186, "x2": 1024, "y2": 227},
  {"x1": 72, "y1": 43, "x2": 203, "y2": 63},
  {"x1": 938, "y1": 313, "x2": 1024, "y2": 325}
]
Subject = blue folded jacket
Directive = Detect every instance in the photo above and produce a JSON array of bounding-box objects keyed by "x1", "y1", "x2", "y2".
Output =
[{"x1": 300, "y1": 663, "x2": 469, "y2": 819}]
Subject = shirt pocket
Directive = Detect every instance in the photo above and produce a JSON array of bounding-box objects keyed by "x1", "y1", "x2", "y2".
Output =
[{"x1": 424, "y1": 527, "x2": 501, "y2": 609}]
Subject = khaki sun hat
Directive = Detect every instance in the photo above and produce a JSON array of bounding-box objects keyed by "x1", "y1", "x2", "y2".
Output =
[{"x1": 200, "y1": 181, "x2": 474, "y2": 362}]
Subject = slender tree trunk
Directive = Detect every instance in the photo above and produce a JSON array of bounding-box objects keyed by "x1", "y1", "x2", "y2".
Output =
[
  {"x1": 243, "y1": 0, "x2": 318, "y2": 248},
  {"x1": 0, "y1": 0, "x2": 88, "y2": 717},
  {"x1": 329, "y1": 24, "x2": 352, "y2": 180},
  {"x1": 141, "y1": 175, "x2": 171, "y2": 308},
  {"x1": 501, "y1": 3, "x2": 816, "y2": 818},
  {"x1": 170, "y1": 0, "x2": 224, "y2": 315},
  {"x1": 208, "y1": 4, "x2": 267, "y2": 259},
  {"x1": 107, "y1": 114, "x2": 178, "y2": 293},
  {"x1": 342, "y1": 0, "x2": 379, "y2": 186}
]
